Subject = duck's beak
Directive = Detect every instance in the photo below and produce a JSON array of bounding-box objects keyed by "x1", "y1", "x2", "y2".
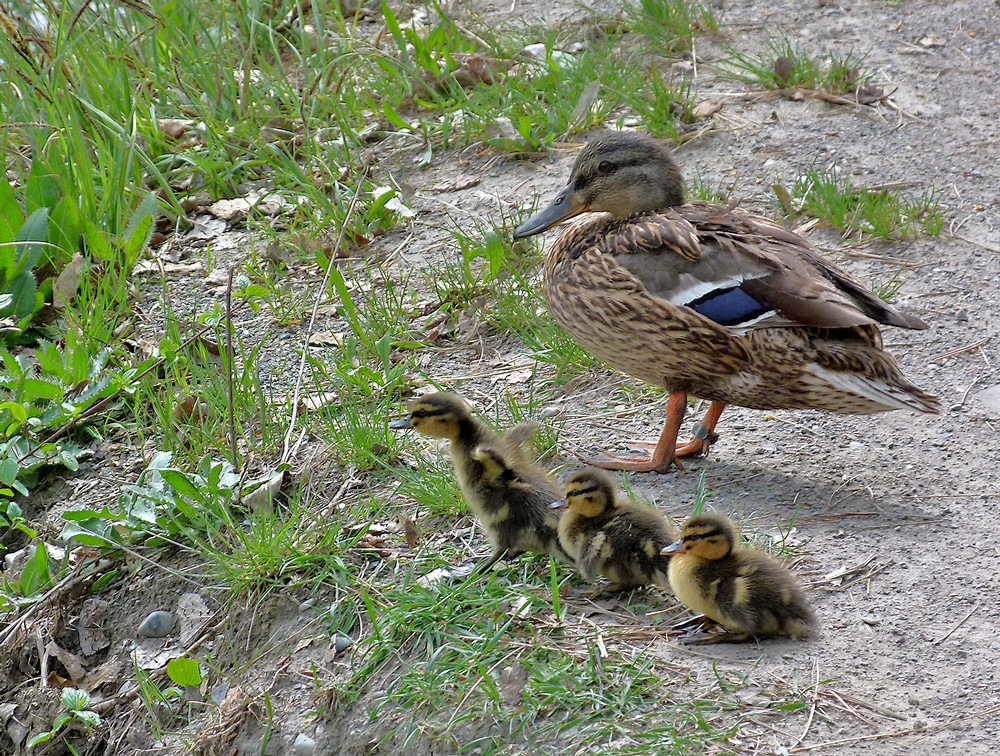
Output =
[
  {"x1": 549, "y1": 499, "x2": 568, "y2": 510},
  {"x1": 512, "y1": 184, "x2": 588, "y2": 239},
  {"x1": 661, "y1": 540, "x2": 685, "y2": 556},
  {"x1": 389, "y1": 416, "x2": 413, "y2": 430}
]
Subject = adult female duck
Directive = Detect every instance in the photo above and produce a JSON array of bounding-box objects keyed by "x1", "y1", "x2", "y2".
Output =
[{"x1": 513, "y1": 131, "x2": 939, "y2": 472}]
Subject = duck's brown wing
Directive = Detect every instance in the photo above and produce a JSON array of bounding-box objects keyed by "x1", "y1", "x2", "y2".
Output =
[{"x1": 605, "y1": 202, "x2": 927, "y2": 332}]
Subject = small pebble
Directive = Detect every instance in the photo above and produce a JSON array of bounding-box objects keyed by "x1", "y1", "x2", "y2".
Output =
[
  {"x1": 293, "y1": 733, "x2": 316, "y2": 756},
  {"x1": 334, "y1": 635, "x2": 353, "y2": 654},
  {"x1": 210, "y1": 682, "x2": 230, "y2": 706},
  {"x1": 298, "y1": 598, "x2": 316, "y2": 612},
  {"x1": 138, "y1": 610, "x2": 175, "y2": 638}
]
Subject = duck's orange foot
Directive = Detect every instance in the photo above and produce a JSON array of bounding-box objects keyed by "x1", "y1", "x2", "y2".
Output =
[
  {"x1": 585, "y1": 450, "x2": 682, "y2": 474},
  {"x1": 674, "y1": 423, "x2": 720, "y2": 458}
]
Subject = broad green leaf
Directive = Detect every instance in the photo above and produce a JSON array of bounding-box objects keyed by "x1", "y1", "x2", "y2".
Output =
[
  {"x1": 0, "y1": 458, "x2": 17, "y2": 485},
  {"x1": 19, "y1": 543, "x2": 52, "y2": 596},
  {"x1": 26, "y1": 731, "x2": 57, "y2": 747},
  {"x1": 60, "y1": 518, "x2": 124, "y2": 548},
  {"x1": 75, "y1": 710, "x2": 101, "y2": 727},
  {"x1": 4, "y1": 270, "x2": 37, "y2": 320},
  {"x1": 82, "y1": 219, "x2": 113, "y2": 261},
  {"x1": 160, "y1": 469, "x2": 208, "y2": 504},
  {"x1": 0, "y1": 177, "x2": 22, "y2": 244},
  {"x1": 166, "y1": 657, "x2": 203, "y2": 687},
  {"x1": 20, "y1": 378, "x2": 65, "y2": 401},
  {"x1": 48, "y1": 196, "x2": 82, "y2": 264},
  {"x1": 382, "y1": 101, "x2": 410, "y2": 131},
  {"x1": 25, "y1": 160, "x2": 59, "y2": 215},
  {"x1": 13, "y1": 207, "x2": 49, "y2": 275},
  {"x1": 61, "y1": 506, "x2": 125, "y2": 521},
  {"x1": 62, "y1": 688, "x2": 92, "y2": 710},
  {"x1": 0, "y1": 401, "x2": 28, "y2": 424},
  {"x1": 123, "y1": 192, "x2": 158, "y2": 269}
]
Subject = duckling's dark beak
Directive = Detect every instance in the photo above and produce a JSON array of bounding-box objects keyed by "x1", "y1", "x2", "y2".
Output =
[
  {"x1": 549, "y1": 499, "x2": 568, "y2": 510},
  {"x1": 389, "y1": 416, "x2": 413, "y2": 430},
  {"x1": 661, "y1": 540, "x2": 685, "y2": 556},
  {"x1": 512, "y1": 184, "x2": 588, "y2": 239}
]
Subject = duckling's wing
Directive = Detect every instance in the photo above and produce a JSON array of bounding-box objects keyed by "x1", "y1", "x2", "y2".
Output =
[
  {"x1": 606, "y1": 203, "x2": 926, "y2": 332},
  {"x1": 501, "y1": 421, "x2": 541, "y2": 465},
  {"x1": 577, "y1": 531, "x2": 610, "y2": 581},
  {"x1": 727, "y1": 555, "x2": 817, "y2": 638}
]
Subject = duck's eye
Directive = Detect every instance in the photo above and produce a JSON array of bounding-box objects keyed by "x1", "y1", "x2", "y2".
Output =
[
  {"x1": 598, "y1": 160, "x2": 613, "y2": 174},
  {"x1": 412, "y1": 409, "x2": 428, "y2": 419}
]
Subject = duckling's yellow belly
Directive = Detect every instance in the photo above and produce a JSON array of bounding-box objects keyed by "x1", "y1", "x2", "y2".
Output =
[{"x1": 668, "y1": 555, "x2": 728, "y2": 625}]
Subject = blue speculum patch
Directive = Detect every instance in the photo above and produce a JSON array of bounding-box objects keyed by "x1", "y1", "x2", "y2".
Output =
[{"x1": 688, "y1": 286, "x2": 772, "y2": 327}]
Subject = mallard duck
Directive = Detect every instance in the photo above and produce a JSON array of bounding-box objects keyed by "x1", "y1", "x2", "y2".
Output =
[
  {"x1": 390, "y1": 392, "x2": 570, "y2": 571},
  {"x1": 551, "y1": 469, "x2": 676, "y2": 593},
  {"x1": 512, "y1": 130, "x2": 939, "y2": 472},
  {"x1": 662, "y1": 512, "x2": 816, "y2": 643}
]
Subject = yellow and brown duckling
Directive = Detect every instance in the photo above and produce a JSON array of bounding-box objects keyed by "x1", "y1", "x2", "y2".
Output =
[
  {"x1": 550, "y1": 470, "x2": 676, "y2": 593},
  {"x1": 662, "y1": 512, "x2": 816, "y2": 644},
  {"x1": 390, "y1": 392, "x2": 570, "y2": 571},
  {"x1": 513, "y1": 130, "x2": 939, "y2": 472}
]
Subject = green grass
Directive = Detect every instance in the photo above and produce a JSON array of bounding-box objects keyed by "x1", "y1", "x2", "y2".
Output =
[
  {"x1": 782, "y1": 165, "x2": 944, "y2": 240},
  {"x1": 721, "y1": 36, "x2": 873, "y2": 95},
  {"x1": 2, "y1": 0, "x2": 835, "y2": 750},
  {"x1": 625, "y1": 0, "x2": 718, "y2": 57}
]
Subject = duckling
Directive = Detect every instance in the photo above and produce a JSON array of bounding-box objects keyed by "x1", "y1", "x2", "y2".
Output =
[
  {"x1": 551, "y1": 470, "x2": 677, "y2": 593},
  {"x1": 662, "y1": 513, "x2": 816, "y2": 644},
  {"x1": 390, "y1": 392, "x2": 570, "y2": 571},
  {"x1": 513, "y1": 130, "x2": 938, "y2": 472}
]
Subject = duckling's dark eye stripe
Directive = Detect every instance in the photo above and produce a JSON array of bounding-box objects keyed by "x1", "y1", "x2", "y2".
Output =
[
  {"x1": 412, "y1": 408, "x2": 446, "y2": 419},
  {"x1": 567, "y1": 484, "x2": 600, "y2": 498},
  {"x1": 683, "y1": 528, "x2": 723, "y2": 543}
]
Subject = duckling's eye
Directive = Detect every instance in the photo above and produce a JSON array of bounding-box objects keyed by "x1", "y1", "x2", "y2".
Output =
[
  {"x1": 598, "y1": 160, "x2": 613, "y2": 174},
  {"x1": 412, "y1": 409, "x2": 428, "y2": 419}
]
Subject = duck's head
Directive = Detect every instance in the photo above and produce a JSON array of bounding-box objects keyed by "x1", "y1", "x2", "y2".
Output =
[
  {"x1": 661, "y1": 513, "x2": 737, "y2": 561},
  {"x1": 549, "y1": 469, "x2": 617, "y2": 516},
  {"x1": 513, "y1": 131, "x2": 684, "y2": 240},
  {"x1": 389, "y1": 392, "x2": 472, "y2": 441}
]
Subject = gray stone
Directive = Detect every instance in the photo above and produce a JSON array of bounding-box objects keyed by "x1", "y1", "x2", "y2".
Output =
[
  {"x1": 293, "y1": 733, "x2": 316, "y2": 756},
  {"x1": 138, "y1": 610, "x2": 176, "y2": 638},
  {"x1": 976, "y1": 385, "x2": 1000, "y2": 412}
]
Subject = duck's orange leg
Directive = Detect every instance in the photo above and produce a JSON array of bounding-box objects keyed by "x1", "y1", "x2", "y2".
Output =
[
  {"x1": 586, "y1": 392, "x2": 689, "y2": 473},
  {"x1": 674, "y1": 401, "x2": 726, "y2": 458}
]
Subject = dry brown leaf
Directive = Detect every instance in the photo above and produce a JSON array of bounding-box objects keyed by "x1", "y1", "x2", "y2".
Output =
[
  {"x1": 173, "y1": 395, "x2": 209, "y2": 424},
  {"x1": 773, "y1": 55, "x2": 794, "y2": 83},
  {"x1": 298, "y1": 390, "x2": 340, "y2": 412},
  {"x1": 398, "y1": 513, "x2": 420, "y2": 549},
  {"x1": 180, "y1": 193, "x2": 213, "y2": 214},
  {"x1": 77, "y1": 657, "x2": 123, "y2": 692},
  {"x1": 264, "y1": 239, "x2": 293, "y2": 267},
  {"x1": 692, "y1": 99, "x2": 725, "y2": 120},
  {"x1": 308, "y1": 330, "x2": 346, "y2": 347},
  {"x1": 919, "y1": 33, "x2": 946, "y2": 47},
  {"x1": 184, "y1": 216, "x2": 227, "y2": 242},
  {"x1": 206, "y1": 198, "x2": 253, "y2": 221},
  {"x1": 425, "y1": 53, "x2": 514, "y2": 91},
  {"x1": 46, "y1": 640, "x2": 88, "y2": 684},
  {"x1": 427, "y1": 175, "x2": 481, "y2": 193},
  {"x1": 204, "y1": 267, "x2": 231, "y2": 286},
  {"x1": 53, "y1": 253, "x2": 84, "y2": 310},
  {"x1": 78, "y1": 598, "x2": 111, "y2": 656},
  {"x1": 158, "y1": 118, "x2": 198, "y2": 139}
]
